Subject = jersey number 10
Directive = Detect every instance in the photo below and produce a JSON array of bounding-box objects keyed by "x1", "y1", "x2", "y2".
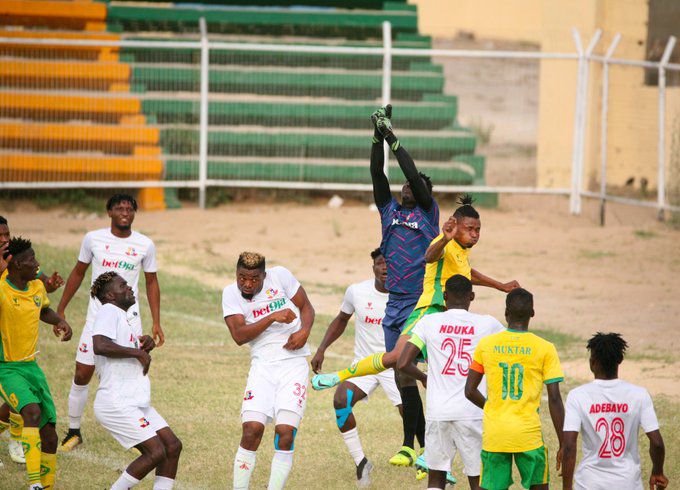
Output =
[{"x1": 499, "y1": 362, "x2": 524, "y2": 400}]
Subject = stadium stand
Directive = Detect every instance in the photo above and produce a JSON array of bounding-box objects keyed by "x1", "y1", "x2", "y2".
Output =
[{"x1": 0, "y1": 0, "x2": 493, "y2": 209}]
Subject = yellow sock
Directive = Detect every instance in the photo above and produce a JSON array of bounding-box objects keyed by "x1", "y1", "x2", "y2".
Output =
[
  {"x1": 41, "y1": 452, "x2": 57, "y2": 489},
  {"x1": 338, "y1": 352, "x2": 385, "y2": 382},
  {"x1": 22, "y1": 426, "x2": 42, "y2": 485},
  {"x1": 10, "y1": 411, "x2": 23, "y2": 441},
  {"x1": 0, "y1": 419, "x2": 8, "y2": 435}
]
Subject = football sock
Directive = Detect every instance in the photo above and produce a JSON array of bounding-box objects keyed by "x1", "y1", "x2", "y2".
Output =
[
  {"x1": 68, "y1": 381, "x2": 89, "y2": 429},
  {"x1": 40, "y1": 452, "x2": 56, "y2": 490},
  {"x1": 400, "y1": 386, "x2": 424, "y2": 449},
  {"x1": 9, "y1": 411, "x2": 23, "y2": 440},
  {"x1": 0, "y1": 418, "x2": 8, "y2": 435},
  {"x1": 267, "y1": 449, "x2": 294, "y2": 490},
  {"x1": 153, "y1": 475, "x2": 175, "y2": 490},
  {"x1": 22, "y1": 427, "x2": 41, "y2": 486},
  {"x1": 233, "y1": 446, "x2": 256, "y2": 490},
  {"x1": 416, "y1": 404, "x2": 426, "y2": 448},
  {"x1": 337, "y1": 353, "x2": 385, "y2": 382},
  {"x1": 111, "y1": 470, "x2": 140, "y2": 489},
  {"x1": 341, "y1": 428, "x2": 365, "y2": 466}
]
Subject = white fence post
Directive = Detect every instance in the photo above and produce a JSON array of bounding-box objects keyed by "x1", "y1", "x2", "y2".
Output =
[
  {"x1": 198, "y1": 17, "x2": 210, "y2": 209},
  {"x1": 657, "y1": 36, "x2": 676, "y2": 221},
  {"x1": 570, "y1": 28, "x2": 585, "y2": 215},
  {"x1": 382, "y1": 21, "x2": 392, "y2": 178},
  {"x1": 598, "y1": 33, "x2": 621, "y2": 226}
]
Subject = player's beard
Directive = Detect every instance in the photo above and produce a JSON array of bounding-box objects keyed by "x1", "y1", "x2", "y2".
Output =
[{"x1": 241, "y1": 291, "x2": 254, "y2": 300}]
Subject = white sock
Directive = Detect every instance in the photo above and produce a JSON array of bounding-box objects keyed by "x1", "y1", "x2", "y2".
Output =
[
  {"x1": 341, "y1": 428, "x2": 365, "y2": 465},
  {"x1": 68, "y1": 381, "x2": 89, "y2": 429},
  {"x1": 233, "y1": 446, "x2": 257, "y2": 489},
  {"x1": 153, "y1": 475, "x2": 175, "y2": 490},
  {"x1": 110, "y1": 471, "x2": 140, "y2": 490},
  {"x1": 267, "y1": 449, "x2": 294, "y2": 490}
]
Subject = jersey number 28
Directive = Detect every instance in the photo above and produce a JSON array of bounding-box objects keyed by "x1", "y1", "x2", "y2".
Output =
[{"x1": 596, "y1": 417, "x2": 626, "y2": 458}]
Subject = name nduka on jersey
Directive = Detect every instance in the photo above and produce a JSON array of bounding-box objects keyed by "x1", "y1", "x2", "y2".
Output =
[
  {"x1": 391, "y1": 218, "x2": 419, "y2": 229},
  {"x1": 252, "y1": 298, "x2": 287, "y2": 319},
  {"x1": 101, "y1": 259, "x2": 136, "y2": 271},
  {"x1": 439, "y1": 324, "x2": 475, "y2": 335},
  {"x1": 589, "y1": 403, "x2": 629, "y2": 414}
]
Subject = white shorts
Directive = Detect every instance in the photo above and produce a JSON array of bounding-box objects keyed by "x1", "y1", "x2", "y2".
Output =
[
  {"x1": 424, "y1": 419, "x2": 482, "y2": 475},
  {"x1": 346, "y1": 369, "x2": 401, "y2": 406},
  {"x1": 77, "y1": 304, "x2": 142, "y2": 365},
  {"x1": 94, "y1": 402, "x2": 168, "y2": 450},
  {"x1": 240, "y1": 357, "x2": 308, "y2": 425}
]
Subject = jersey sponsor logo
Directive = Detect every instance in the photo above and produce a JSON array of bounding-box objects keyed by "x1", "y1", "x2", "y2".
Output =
[
  {"x1": 243, "y1": 390, "x2": 254, "y2": 401},
  {"x1": 101, "y1": 258, "x2": 135, "y2": 271},
  {"x1": 79, "y1": 342, "x2": 89, "y2": 353},
  {"x1": 33, "y1": 295, "x2": 41, "y2": 307},
  {"x1": 364, "y1": 316, "x2": 382, "y2": 325},
  {"x1": 11, "y1": 297, "x2": 19, "y2": 307},
  {"x1": 439, "y1": 324, "x2": 475, "y2": 335},
  {"x1": 264, "y1": 288, "x2": 279, "y2": 299},
  {"x1": 493, "y1": 345, "x2": 532, "y2": 355},
  {"x1": 139, "y1": 417, "x2": 150, "y2": 428},
  {"x1": 125, "y1": 247, "x2": 138, "y2": 257},
  {"x1": 252, "y1": 298, "x2": 287, "y2": 319},
  {"x1": 391, "y1": 218, "x2": 419, "y2": 229},
  {"x1": 589, "y1": 403, "x2": 629, "y2": 414},
  {"x1": 105, "y1": 244, "x2": 110, "y2": 251},
  {"x1": 366, "y1": 302, "x2": 373, "y2": 310}
]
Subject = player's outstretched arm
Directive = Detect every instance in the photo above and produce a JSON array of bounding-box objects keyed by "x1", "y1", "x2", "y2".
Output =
[
  {"x1": 391, "y1": 142, "x2": 433, "y2": 211},
  {"x1": 93, "y1": 334, "x2": 151, "y2": 374},
  {"x1": 144, "y1": 271, "x2": 164, "y2": 347},
  {"x1": 40, "y1": 307, "x2": 72, "y2": 341},
  {"x1": 647, "y1": 430, "x2": 668, "y2": 489},
  {"x1": 370, "y1": 130, "x2": 391, "y2": 208},
  {"x1": 547, "y1": 382, "x2": 565, "y2": 470},
  {"x1": 57, "y1": 260, "x2": 89, "y2": 318},
  {"x1": 560, "y1": 431, "x2": 578, "y2": 489},
  {"x1": 471, "y1": 268, "x2": 520, "y2": 293},
  {"x1": 464, "y1": 369, "x2": 486, "y2": 409},
  {"x1": 396, "y1": 342, "x2": 427, "y2": 387},
  {"x1": 424, "y1": 217, "x2": 458, "y2": 263},
  {"x1": 284, "y1": 285, "x2": 315, "y2": 351},
  {"x1": 225, "y1": 308, "x2": 296, "y2": 346},
  {"x1": 311, "y1": 311, "x2": 352, "y2": 373}
]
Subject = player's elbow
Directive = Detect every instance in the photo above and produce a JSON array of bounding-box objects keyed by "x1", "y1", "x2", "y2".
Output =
[{"x1": 395, "y1": 354, "x2": 409, "y2": 373}]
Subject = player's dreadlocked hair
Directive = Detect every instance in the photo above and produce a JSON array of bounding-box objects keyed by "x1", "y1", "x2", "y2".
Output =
[
  {"x1": 370, "y1": 248, "x2": 382, "y2": 260},
  {"x1": 237, "y1": 251, "x2": 265, "y2": 271},
  {"x1": 453, "y1": 194, "x2": 479, "y2": 220},
  {"x1": 419, "y1": 172, "x2": 433, "y2": 193},
  {"x1": 106, "y1": 193, "x2": 138, "y2": 211},
  {"x1": 587, "y1": 332, "x2": 628, "y2": 378},
  {"x1": 4, "y1": 236, "x2": 31, "y2": 260},
  {"x1": 90, "y1": 271, "x2": 120, "y2": 302}
]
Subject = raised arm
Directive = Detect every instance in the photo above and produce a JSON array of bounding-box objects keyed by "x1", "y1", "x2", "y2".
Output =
[
  {"x1": 283, "y1": 285, "x2": 315, "y2": 351},
  {"x1": 425, "y1": 217, "x2": 457, "y2": 263},
  {"x1": 389, "y1": 137, "x2": 432, "y2": 210},
  {"x1": 647, "y1": 430, "x2": 668, "y2": 490},
  {"x1": 561, "y1": 431, "x2": 579, "y2": 490},
  {"x1": 225, "y1": 308, "x2": 296, "y2": 346},
  {"x1": 471, "y1": 269, "x2": 520, "y2": 293},
  {"x1": 370, "y1": 135, "x2": 392, "y2": 208},
  {"x1": 311, "y1": 310, "x2": 352, "y2": 373},
  {"x1": 547, "y1": 382, "x2": 565, "y2": 472},
  {"x1": 57, "y1": 260, "x2": 89, "y2": 318},
  {"x1": 144, "y1": 271, "x2": 164, "y2": 347},
  {"x1": 92, "y1": 334, "x2": 151, "y2": 375}
]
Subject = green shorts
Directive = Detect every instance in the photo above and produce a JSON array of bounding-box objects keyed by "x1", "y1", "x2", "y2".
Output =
[
  {"x1": 0, "y1": 362, "x2": 57, "y2": 429},
  {"x1": 480, "y1": 446, "x2": 549, "y2": 490},
  {"x1": 402, "y1": 304, "x2": 446, "y2": 361}
]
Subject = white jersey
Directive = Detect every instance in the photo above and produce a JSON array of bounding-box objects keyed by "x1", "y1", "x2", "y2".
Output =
[
  {"x1": 410, "y1": 309, "x2": 505, "y2": 421},
  {"x1": 92, "y1": 303, "x2": 150, "y2": 408},
  {"x1": 564, "y1": 379, "x2": 660, "y2": 490},
  {"x1": 340, "y1": 279, "x2": 389, "y2": 361},
  {"x1": 78, "y1": 228, "x2": 157, "y2": 323},
  {"x1": 222, "y1": 266, "x2": 310, "y2": 363}
]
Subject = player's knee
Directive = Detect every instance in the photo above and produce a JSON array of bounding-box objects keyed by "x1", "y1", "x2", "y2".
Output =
[
  {"x1": 274, "y1": 427, "x2": 296, "y2": 451},
  {"x1": 20, "y1": 404, "x2": 41, "y2": 427},
  {"x1": 146, "y1": 441, "x2": 167, "y2": 466},
  {"x1": 333, "y1": 388, "x2": 347, "y2": 409},
  {"x1": 73, "y1": 364, "x2": 94, "y2": 385},
  {"x1": 334, "y1": 388, "x2": 354, "y2": 429},
  {"x1": 164, "y1": 435, "x2": 182, "y2": 459},
  {"x1": 241, "y1": 422, "x2": 264, "y2": 448},
  {"x1": 382, "y1": 350, "x2": 397, "y2": 368}
]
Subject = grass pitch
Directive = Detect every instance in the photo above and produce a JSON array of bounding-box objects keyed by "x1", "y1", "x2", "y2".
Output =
[{"x1": 1, "y1": 242, "x2": 677, "y2": 489}]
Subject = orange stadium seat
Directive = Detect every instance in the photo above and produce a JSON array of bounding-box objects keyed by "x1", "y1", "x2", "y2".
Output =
[
  {"x1": 0, "y1": 30, "x2": 120, "y2": 60},
  {"x1": 0, "y1": 0, "x2": 107, "y2": 30},
  {"x1": 0, "y1": 59, "x2": 130, "y2": 91}
]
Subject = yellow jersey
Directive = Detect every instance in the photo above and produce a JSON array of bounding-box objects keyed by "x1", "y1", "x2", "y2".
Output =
[
  {"x1": 415, "y1": 234, "x2": 471, "y2": 310},
  {"x1": 470, "y1": 329, "x2": 564, "y2": 453},
  {"x1": 0, "y1": 276, "x2": 49, "y2": 362}
]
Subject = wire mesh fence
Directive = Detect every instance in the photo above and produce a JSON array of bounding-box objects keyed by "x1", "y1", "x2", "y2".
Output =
[{"x1": 1, "y1": 31, "x2": 679, "y2": 219}]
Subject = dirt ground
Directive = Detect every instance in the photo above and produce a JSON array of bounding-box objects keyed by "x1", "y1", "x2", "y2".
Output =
[{"x1": 5, "y1": 193, "x2": 680, "y2": 401}]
